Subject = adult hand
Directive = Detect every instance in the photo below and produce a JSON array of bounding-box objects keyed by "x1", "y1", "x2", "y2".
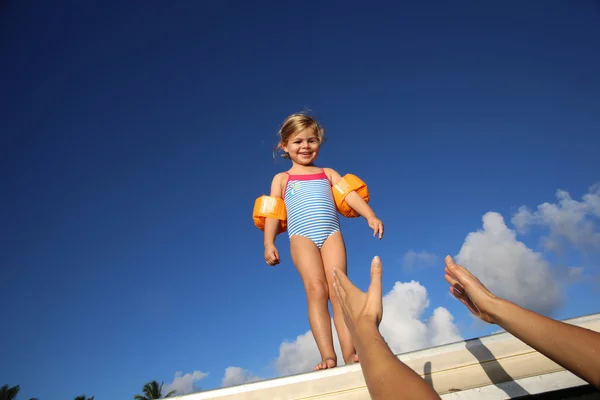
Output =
[
  {"x1": 264, "y1": 244, "x2": 280, "y2": 266},
  {"x1": 367, "y1": 216, "x2": 384, "y2": 239},
  {"x1": 444, "y1": 255, "x2": 499, "y2": 324},
  {"x1": 333, "y1": 256, "x2": 383, "y2": 336}
]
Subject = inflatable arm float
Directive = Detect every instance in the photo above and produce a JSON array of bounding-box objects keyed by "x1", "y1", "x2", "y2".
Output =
[
  {"x1": 332, "y1": 174, "x2": 370, "y2": 218},
  {"x1": 253, "y1": 195, "x2": 287, "y2": 234}
]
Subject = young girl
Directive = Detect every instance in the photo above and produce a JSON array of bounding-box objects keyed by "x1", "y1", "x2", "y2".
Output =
[{"x1": 262, "y1": 112, "x2": 384, "y2": 371}]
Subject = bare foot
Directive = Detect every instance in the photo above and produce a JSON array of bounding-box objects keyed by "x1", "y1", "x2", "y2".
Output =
[
  {"x1": 345, "y1": 353, "x2": 360, "y2": 364},
  {"x1": 314, "y1": 357, "x2": 337, "y2": 371}
]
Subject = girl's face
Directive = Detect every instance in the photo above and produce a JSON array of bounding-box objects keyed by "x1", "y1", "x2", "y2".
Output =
[{"x1": 282, "y1": 128, "x2": 321, "y2": 165}]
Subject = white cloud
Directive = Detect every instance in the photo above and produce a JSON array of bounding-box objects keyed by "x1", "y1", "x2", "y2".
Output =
[
  {"x1": 402, "y1": 250, "x2": 438, "y2": 270},
  {"x1": 275, "y1": 329, "x2": 330, "y2": 376},
  {"x1": 456, "y1": 212, "x2": 562, "y2": 316},
  {"x1": 274, "y1": 280, "x2": 462, "y2": 376},
  {"x1": 379, "y1": 281, "x2": 462, "y2": 353},
  {"x1": 164, "y1": 370, "x2": 208, "y2": 396},
  {"x1": 221, "y1": 367, "x2": 262, "y2": 388},
  {"x1": 511, "y1": 183, "x2": 600, "y2": 252}
]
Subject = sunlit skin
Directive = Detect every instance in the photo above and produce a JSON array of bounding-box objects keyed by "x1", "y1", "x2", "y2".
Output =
[
  {"x1": 263, "y1": 122, "x2": 383, "y2": 371},
  {"x1": 282, "y1": 128, "x2": 321, "y2": 168}
]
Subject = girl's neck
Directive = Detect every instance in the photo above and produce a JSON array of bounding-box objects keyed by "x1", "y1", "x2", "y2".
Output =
[{"x1": 288, "y1": 163, "x2": 320, "y2": 174}]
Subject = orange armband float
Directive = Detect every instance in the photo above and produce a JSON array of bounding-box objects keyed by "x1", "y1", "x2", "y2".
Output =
[
  {"x1": 332, "y1": 174, "x2": 370, "y2": 218},
  {"x1": 253, "y1": 195, "x2": 288, "y2": 233}
]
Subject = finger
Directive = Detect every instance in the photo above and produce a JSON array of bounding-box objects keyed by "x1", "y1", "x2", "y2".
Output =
[
  {"x1": 464, "y1": 293, "x2": 479, "y2": 313},
  {"x1": 445, "y1": 255, "x2": 468, "y2": 277},
  {"x1": 445, "y1": 255, "x2": 466, "y2": 282},
  {"x1": 450, "y1": 287, "x2": 469, "y2": 305},
  {"x1": 379, "y1": 223, "x2": 384, "y2": 239},
  {"x1": 333, "y1": 266, "x2": 354, "y2": 293},
  {"x1": 333, "y1": 280, "x2": 341, "y2": 302},
  {"x1": 446, "y1": 255, "x2": 485, "y2": 290},
  {"x1": 445, "y1": 267, "x2": 458, "y2": 282},
  {"x1": 452, "y1": 289, "x2": 473, "y2": 311},
  {"x1": 368, "y1": 256, "x2": 383, "y2": 299},
  {"x1": 333, "y1": 269, "x2": 348, "y2": 301},
  {"x1": 453, "y1": 289, "x2": 480, "y2": 316},
  {"x1": 444, "y1": 273, "x2": 459, "y2": 287},
  {"x1": 450, "y1": 286, "x2": 464, "y2": 302},
  {"x1": 451, "y1": 287, "x2": 481, "y2": 316},
  {"x1": 450, "y1": 283, "x2": 466, "y2": 296},
  {"x1": 333, "y1": 280, "x2": 346, "y2": 311}
]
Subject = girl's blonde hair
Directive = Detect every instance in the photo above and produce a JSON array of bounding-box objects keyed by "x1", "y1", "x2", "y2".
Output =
[{"x1": 274, "y1": 112, "x2": 326, "y2": 159}]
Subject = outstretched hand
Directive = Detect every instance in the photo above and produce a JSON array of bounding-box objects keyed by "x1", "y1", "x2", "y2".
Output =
[
  {"x1": 333, "y1": 256, "x2": 383, "y2": 336},
  {"x1": 367, "y1": 216, "x2": 384, "y2": 239},
  {"x1": 444, "y1": 255, "x2": 498, "y2": 324}
]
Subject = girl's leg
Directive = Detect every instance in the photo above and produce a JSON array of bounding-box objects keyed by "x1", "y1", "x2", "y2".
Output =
[
  {"x1": 290, "y1": 235, "x2": 338, "y2": 370},
  {"x1": 321, "y1": 231, "x2": 359, "y2": 364}
]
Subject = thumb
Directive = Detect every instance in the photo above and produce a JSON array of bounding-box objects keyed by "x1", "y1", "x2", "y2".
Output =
[
  {"x1": 368, "y1": 256, "x2": 383, "y2": 299},
  {"x1": 445, "y1": 255, "x2": 464, "y2": 281},
  {"x1": 446, "y1": 255, "x2": 478, "y2": 293}
]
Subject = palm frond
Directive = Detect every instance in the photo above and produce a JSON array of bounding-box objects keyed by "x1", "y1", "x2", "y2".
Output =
[{"x1": 0, "y1": 384, "x2": 20, "y2": 400}]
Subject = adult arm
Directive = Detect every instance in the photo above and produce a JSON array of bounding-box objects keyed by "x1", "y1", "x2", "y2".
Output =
[
  {"x1": 334, "y1": 257, "x2": 440, "y2": 400},
  {"x1": 444, "y1": 255, "x2": 600, "y2": 388}
]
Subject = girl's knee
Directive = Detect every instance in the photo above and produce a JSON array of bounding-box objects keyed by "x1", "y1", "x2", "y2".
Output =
[{"x1": 305, "y1": 280, "x2": 329, "y2": 302}]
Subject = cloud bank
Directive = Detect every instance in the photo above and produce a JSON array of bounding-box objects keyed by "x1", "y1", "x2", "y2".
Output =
[
  {"x1": 222, "y1": 367, "x2": 262, "y2": 387},
  {"x1": 512, "y1": 183, "x2": 600, "y2": 252},
  {"x1": 456, "y1": 212, "x2": 562, "y2": 316},
  {"x1": 164, "y1": 370, "x2": 208, "y2": 396}
]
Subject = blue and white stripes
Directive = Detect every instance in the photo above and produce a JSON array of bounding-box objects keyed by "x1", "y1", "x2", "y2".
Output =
[{"x1": 284, "y1": 171, "x2": 340, "y2": 249}]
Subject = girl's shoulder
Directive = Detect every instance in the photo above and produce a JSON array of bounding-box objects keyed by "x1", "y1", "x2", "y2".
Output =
[
  {"x1": 271, "y1": 171, "x2": 288, "y2": 182},
  {"x1": 322, "y1": 167, "x2": 343, "y2": 184}
]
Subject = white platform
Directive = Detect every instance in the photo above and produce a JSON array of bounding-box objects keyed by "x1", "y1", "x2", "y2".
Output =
[{"x1": 175, "y1": 313, "x2": 600, "y2": 399}]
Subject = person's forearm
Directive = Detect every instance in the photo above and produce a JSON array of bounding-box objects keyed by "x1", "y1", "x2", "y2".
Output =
[
  {"x1": 263, "y1": 218, "x2": 278, "y2": 245},
  {"x1": 353, "y1": 323, "x2": 441, "y2": 400},
  {"x1": 492, "y1": 298, "x2": 600, "y2": 388},
  {"x1": 345, "y1": 191, "x2": 376, "y2": 219}
]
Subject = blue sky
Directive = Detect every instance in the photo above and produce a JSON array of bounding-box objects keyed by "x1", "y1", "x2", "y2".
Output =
[{"x1": 1, "y1": 0, "x2": 599, "y2": 399}]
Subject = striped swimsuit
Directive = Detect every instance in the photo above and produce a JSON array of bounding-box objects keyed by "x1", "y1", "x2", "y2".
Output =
[{"x1": 283, "y1": 169, "x2": 341, "y2": 249}]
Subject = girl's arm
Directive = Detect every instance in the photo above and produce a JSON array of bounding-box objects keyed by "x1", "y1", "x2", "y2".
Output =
[
  {"x1": 324, "y1": 168, "x2": 377, "y2": 219},
  {"x1": 325, "y1": 168, "x2": 383, "y2": 238},
  {"x1": 263, "y1": 173, "x2": 284, "y2": 246}
]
